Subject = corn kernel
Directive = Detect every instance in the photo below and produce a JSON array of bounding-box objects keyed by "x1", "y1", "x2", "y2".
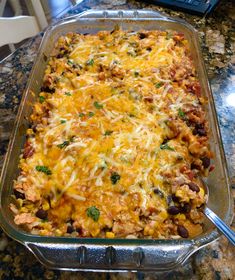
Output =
[
  {"x1": 199, "y1": 187, "x2": 205, "y2": 198},
  {"x1": 50, "y1": 200, "x2": 57, "y2": 208},
  {"x1": 175, "y1": 214, "x2": 186, "y2": 220},
  {"x1": 45, "y1": 67, "x2": 51, "y2": 75},
  {"x1": 16, "y1": 199, "x2": 23, "y2": 208},
  {"x1": 55, "y1": 229, "x2": 62, "y2": 236},
  {"x1": 26, "y1": 128, "x2": 34, "y2": 135},
  {"x1": 91, "y1": 228, "x2": 100, "y2": 237},
  {"x1": 42, "y1": 201, "x2": 50, "y2": 211},
  {"x1": 144, "y1": 225, "x2": 150, "y2": 235},
  {"x1": 175, "y1": 190, "x2": 189, "y2": 202},
  {"x1": 159, "y1": 211, "x2": 168, "y2": 221},
  {"x1": 106, "y1": 232, "x2": 115, "y2": 238}
]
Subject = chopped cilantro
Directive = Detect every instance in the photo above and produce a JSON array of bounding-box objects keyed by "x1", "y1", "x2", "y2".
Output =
[
  {"x1": 86, "y1": 206, "x2": 100, "y2": 222},
  {"x1": 166, "y1": 32, "x2": 172, "y2": 40},
  {"x1": 35, "y1": 165, "x2": 52, "y2": 175},
  {"x1": 57, "y1": 140, "x2": 70, "y2": 149},
  {"x1": 178, "y1": 108, "x2": 186, "y2": 119},
  {"x1": 79, "y1": 113, "x2": 85, "y2": 117},
  {"x1": 94, "y1": 101, "x2": 103, "y2": 109},
  {"x1": 110, "y1": 172, "x2": 121, "y2": 185},
  {"x1": 155, "y1": 82, "x2": 164, "y2": 88},
  {"x1": 39, "y1": 96, "x2": 45, "y2": 103},
  {"x1": 60, "y1": 120, "x2": 66, "y2": 124},
  {"x1": 65, "y1": 92, "x2": 71, "y2": 96},
  {"x1": 67, "y1": 59, "x2": 74, "y2": 65},
  {"x1": 86, "y1": 59, "x2": 94, "y2": 66},
  {"x1": 69, "y1": 136, "x2": 75, "y2": 142},
  {"x1": 104, "y1": 130, "x2": 113, "y2": 136},
  {"x1": 88, "y1": 112, "x2": 95, "y2": 117},
  {"x1": 160, "y1": 143, "x2": 174, "y2": 151},
  {"x1": 134, "y1": 71, "x2": 139, "y2": 77},
  {"x1": 100, "y1": 161, "x2": 107, "y2": 170},
  {"x1": 127, "y1": 50, "x2": 137, "y2": 57}
]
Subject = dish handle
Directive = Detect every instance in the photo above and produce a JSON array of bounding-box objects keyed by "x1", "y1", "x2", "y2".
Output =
[
  {"x1": 26, "y1": 241, "x2": 198, "y2": 271},
  {"x1": 76, "y1": 10, "x2": 170, "y2": 20}
]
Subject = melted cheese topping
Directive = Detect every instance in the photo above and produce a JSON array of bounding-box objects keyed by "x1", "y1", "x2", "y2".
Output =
[{"x1": 12, "y1": 30, "x2": 211, "y2": 239}]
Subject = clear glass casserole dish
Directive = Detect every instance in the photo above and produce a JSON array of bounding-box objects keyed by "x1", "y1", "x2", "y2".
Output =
[{"x1": 0, "y1": 10, "x2": 233, "y2": 271}]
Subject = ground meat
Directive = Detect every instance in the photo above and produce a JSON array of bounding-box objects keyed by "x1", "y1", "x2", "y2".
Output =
[
  {"x1": 23, "y1": 141, "x2": 34, "y2": 159},
  {"x1": 15, "y1": 183, "x2": 40, "y2": 202},
  {"x1": 14, "y1": 213, "x2": 36, "y2": 225}
]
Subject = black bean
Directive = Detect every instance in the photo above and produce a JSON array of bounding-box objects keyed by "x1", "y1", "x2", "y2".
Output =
[
  {"x1": 177, "y1": 225, "x2": 189, "y2": 238},
  {"x1": 14, "y1": 189, "x2": 25, "y2": 200},
  {"x1": 67, "y1": 225, "x2": 75, "y2": 233},
  {"x1": 66, "y1": 218, "x2": 74, "y2": 224},
  {"x1": 193, "y1": 128, "x2": 207, "y2": 136},
  {"x1": 167, "y1": 206, "x2": 180, "y2": 215},
  {"x1": 201, "y1": 157, "x2": 210, "y2": 168},
  {"x1": 197, "y1": 128, "x2": 206, "y2": 136},
  {"x1": 146, "y1": 47, "x2": 152, "y2": 51},
  {"x1": 40, "y1": 86, "x2": 55, "y2": 94},
  {"x1": 188, "y1": 182, "x2": 200, "y2": 192},
  {"x1": 180, "y1": 203, "x2": 191, "y2": 213},
  {"x1": 191, "y1": 162, "x2": 199, "y2": 170},
  {"x1": 56, "y1": 53, "x2": 64, "y2": 59},
  {"x1": 31, "y1": 124, "x2": 37, "y2": 133},
  {"x1": 138, "y1": 32, "x2": 147, "y2": 39},
  {"x1": 195, "y1": 123, "x2": 204, "y2": 130},
  {"x1": 172, "y1": 194, "x2": 179, "y2": 202},
  {"x1": 76, "y1": 228, "x2": 82, "y2": 234},
  {"x1": 153, "y1": 188, "x2": 164, "y2": 198},
  {"x1": 35, "y1": 209, "x2": 48, "y2": 219},
  {"x1": 186, "y1": 120, "x2": 193, "y2": 127}
]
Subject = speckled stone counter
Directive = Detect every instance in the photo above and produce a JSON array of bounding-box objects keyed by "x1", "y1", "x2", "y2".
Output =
[{"x1": 0, "y1": 0, "x2": 234, "y2": 279}]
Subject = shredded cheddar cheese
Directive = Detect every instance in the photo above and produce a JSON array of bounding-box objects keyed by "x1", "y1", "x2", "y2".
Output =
[{"x1": 11, "y1": 29, "x2": 212, "y2": 239}]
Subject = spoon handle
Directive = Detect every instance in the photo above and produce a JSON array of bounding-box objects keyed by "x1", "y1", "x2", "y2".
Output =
[{"x1": 204, "y1": 207, "x2": 235, "y2": 246}]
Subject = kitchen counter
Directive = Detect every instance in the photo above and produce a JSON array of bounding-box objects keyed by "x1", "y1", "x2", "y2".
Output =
[{"x1": 0, "y1": 0, "x2": 234, "y2": 279}]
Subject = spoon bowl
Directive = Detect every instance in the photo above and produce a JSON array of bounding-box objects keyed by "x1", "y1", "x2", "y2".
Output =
[{"x1": 201, "y1": 178, "x2": 235, "y2": 246}]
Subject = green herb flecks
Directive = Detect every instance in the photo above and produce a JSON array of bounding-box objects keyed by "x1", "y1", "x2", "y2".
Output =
[
  {"x1": 65, "y1": 92, "x2": 72, "y2": 96},
  {"x1": 79, "y1": 113, "x2": 85, "y2": 117},
  {"x1": 166, "y1": 32, "x2": 172, "y2": 40},
  {"x1": 127, "y1": 50, "x2": 137, "y2": 57},
  {"x1": 110, "y1": 172, "x2": 121, "y2": 185},
  {"x1": 35, "y1": 165, "x2": 52, "y2": 175},
  {"x1": 60, "y1": 120, "x2": 66, "y2": 124},
  {"x1": 94, "y1": 101, "x2": 103, "y2": 109},
  {"x1": 86, "y1": 206, "x2": 100, "y2": 222},
  {"x1": 134, "y1": 71, "x2": 139, "y2": 77},
  {"x1": 160, "y1": 143, "x2": 175, "y2": 151},
  {"x1": 155, "y1": 82, "x2": 164, "y2": 88},
  {"x1": 67, "y1": 59, "x2": 74, "y2": 66},
  {"x1": 178, "y1": 108, "x2": 186, "y2": 119},
  {"x1": 57, "y1": 140, "x2": 70, "y2": 149},
  {"x1": 88, "y1": 112, "x2": 95, "y2": 117},
  {"x1": 86, "y1": 59, "x2": 94, "y2": 66},
  {"x1": 69, "y1": 136, "x2": 75, "y2": 142},
  {"x1": 39, "y1": 96, "x2": 45, "y2": 103},
  {"x1": 104, "y1": 130, "x2": 113, "y2": 136}
]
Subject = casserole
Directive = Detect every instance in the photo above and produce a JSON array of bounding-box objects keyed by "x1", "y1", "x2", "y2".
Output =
[{"x1": 0, "y1": 10, "x2": 233, "y2": 271}]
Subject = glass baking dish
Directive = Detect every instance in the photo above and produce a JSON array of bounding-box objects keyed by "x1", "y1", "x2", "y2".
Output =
[{"x1": 0, "y1": 10, "x2": 233, "y2": 272}]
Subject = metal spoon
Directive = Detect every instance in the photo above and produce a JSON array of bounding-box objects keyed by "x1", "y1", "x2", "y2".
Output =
[{"x1": 202, "y1": 179, "x2": 235, "y2": 246}]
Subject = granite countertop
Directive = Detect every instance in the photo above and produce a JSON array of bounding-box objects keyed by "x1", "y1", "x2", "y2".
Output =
[{"x1": 0, "y1": 0, "x2": 234, "y2": 279}]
